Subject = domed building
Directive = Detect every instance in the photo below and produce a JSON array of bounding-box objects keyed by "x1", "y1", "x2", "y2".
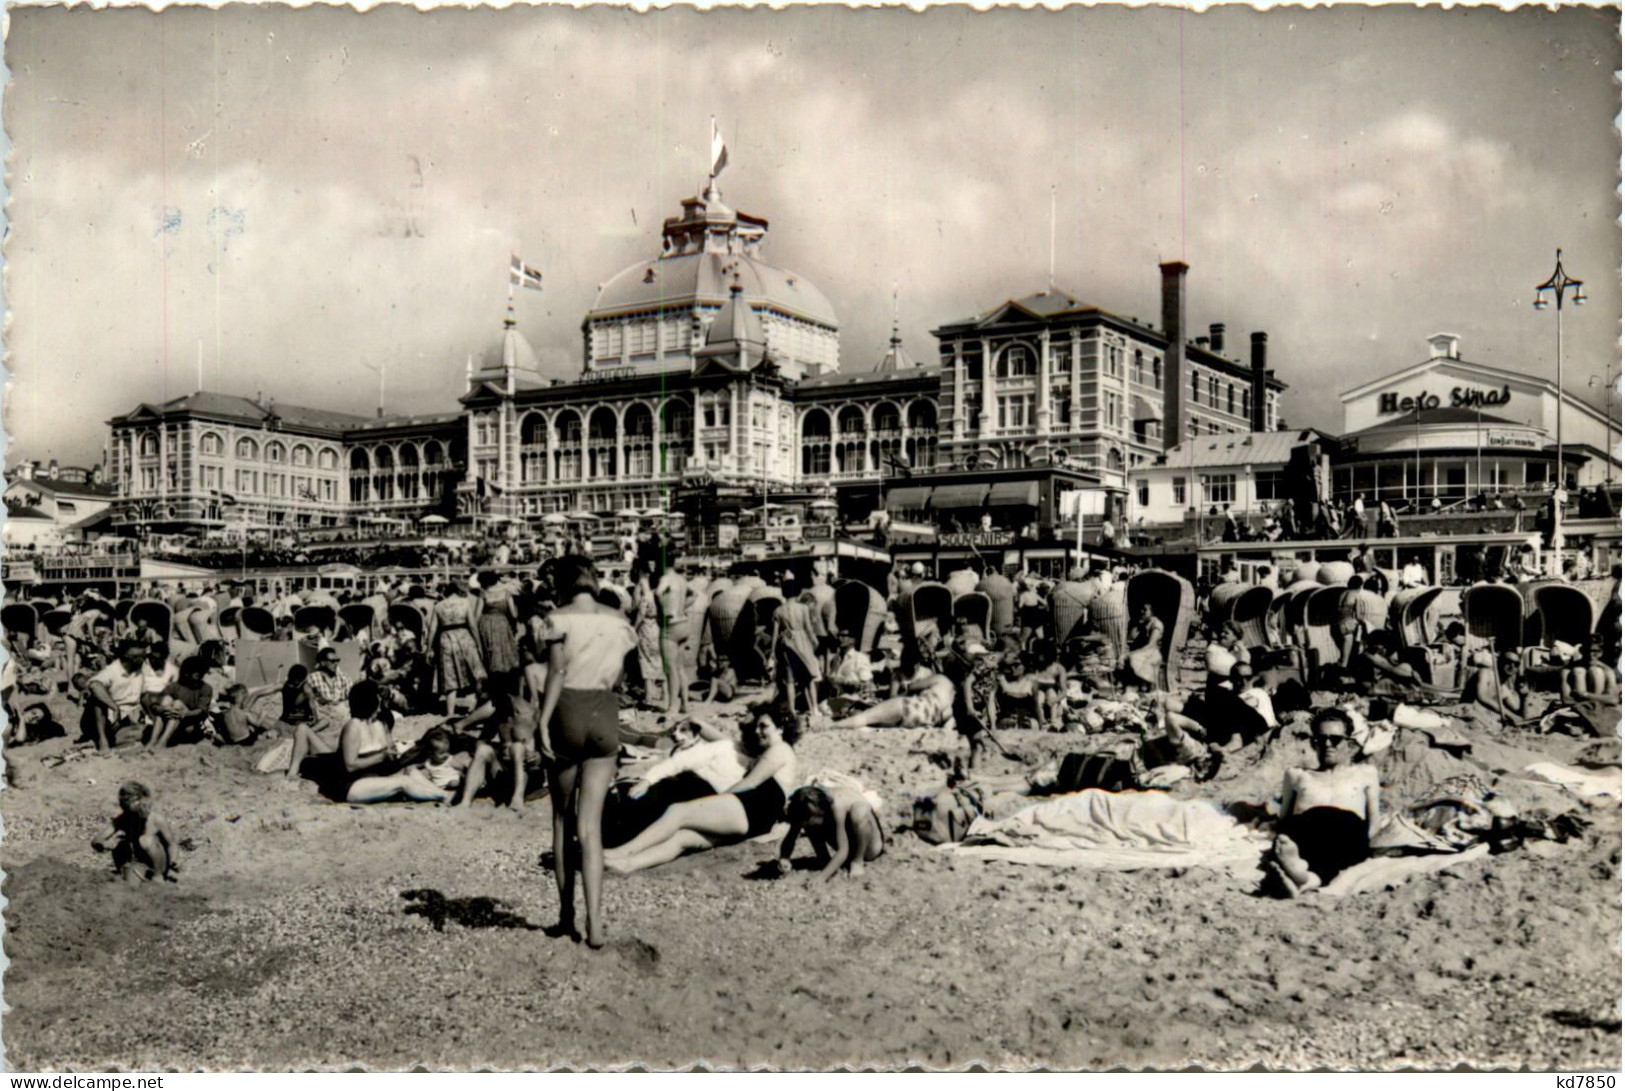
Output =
[{"x1": 582, "y1": 182, "x2": 840, "y2": 381}]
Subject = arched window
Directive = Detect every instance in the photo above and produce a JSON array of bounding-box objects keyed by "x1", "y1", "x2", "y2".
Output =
[
  {"x1": 349, "y1": 448, "x2": 370, "y2": 504},
  {"x1": 291, "y1": 444, "x2": 312, "y2": 467},
  {"x1": 872, "y1": 402, "x2": 901, "y2": 434},
  {"x1": 659, "y1": 400, "x2": 693, "y2": 474},
  {"x1": 397, "y1": 445, "x2": 420, "y2": 500},
  {"x1": 554, "y1": 410, "x2": 583, "y2": 481},
  {"x1": 801, "y1": 409, "x2": 832, "y2": 476},
  {"x1": 422, "y1": 440, "x2": 444, "y2": 496},
  {"x1": 199, "y1": 432, "x2": 224, "y2": 457},
  {"x1": 624, "y1": 405, "x2": 654, "y2": 477},
  {"x1": 374, "y1": 447, "x2": 396, "y2": 501},
  {"x1": 236, "y1": 437, "x2": 259, "y2": 460},
  {"x1": 265, "y1": 442, "x2": 286, "y2": 464},
  {"x1": 139, "y1": 433, "x2": 160, "y2": 457},
  {"x1": 318, "y1": 448, "x2": 339, "y2": 471},
  {"x1": 588, "y1": 407, "x2": 618, "y2": 480},
  {"x1": 837, "y1": 406, "x2": 866, "y2": 436},
  {"x1": 997, "y1": 345, "x2": 1035, "y2": 379}
]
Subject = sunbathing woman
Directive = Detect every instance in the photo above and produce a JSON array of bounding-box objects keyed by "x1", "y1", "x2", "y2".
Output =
[
  {"x1": 604, "y1": 707, "x2": 798, "y2": 875},
  {"x1": 1266, "y1": 708, "x2": 1381, "y2": 897},
  {"x1": 831, "y1": 647, "x2": 956, "y2": 729},
  {"x1": 777, "y1": 784, "x2": 885, "y2": 881},
  {"x1": 1351, "y1": 630, "x2": 1458, "y2": 701}
]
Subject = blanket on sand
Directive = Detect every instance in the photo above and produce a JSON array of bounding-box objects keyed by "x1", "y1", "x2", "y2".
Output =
[
  {"x1": 1320, "y1": 843, "x2": 1492, "y2": 897},
  {"x1": 951, "y1": 790, "x2": 1269, "y2": 877}
]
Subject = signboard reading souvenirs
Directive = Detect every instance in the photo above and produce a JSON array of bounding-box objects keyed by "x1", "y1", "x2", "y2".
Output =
[
  {"x1": 1378, "y1": 384, "x2": 1513, "y2": 415},
  {"x1": 939, "y1": 530, "x2": 1017, "y2": 547}
]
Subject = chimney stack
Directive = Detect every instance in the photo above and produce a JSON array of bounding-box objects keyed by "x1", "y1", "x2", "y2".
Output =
[
  {"x1": 47, "y1": 459, "x2": 59, "y2": 480},
  {"x1": 1209, "y1": 323, "x2": 1226, "y2": 355},
  {"x1": 1159, "y1": 261, "x2": 1189, "y2": 452},
  {"x1": 1249, "y1": 332, "x2": 1269, "y2": 431}
]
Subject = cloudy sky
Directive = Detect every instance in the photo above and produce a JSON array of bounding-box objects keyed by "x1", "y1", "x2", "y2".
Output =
[{"x1": 6, "y1": 5, "x2": 1619, "y2": 467}]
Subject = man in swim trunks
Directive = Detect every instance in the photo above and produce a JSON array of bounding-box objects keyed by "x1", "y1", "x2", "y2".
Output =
[{"x1": 1268, "y1": 707, "x2": 1381, "y2": 897}]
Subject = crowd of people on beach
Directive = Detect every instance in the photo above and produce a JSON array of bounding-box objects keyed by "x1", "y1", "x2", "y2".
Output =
[{"x1": 4, "y1": 532, "x2": 1619, "y2": 940}]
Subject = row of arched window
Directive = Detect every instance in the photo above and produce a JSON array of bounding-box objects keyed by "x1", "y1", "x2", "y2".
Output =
[
  {"x1": 348, "y1": 441, "x2": 457, "y2": 503},
  {"x1": 136, "y1": 430, "x2": 341, "y2": 471}
]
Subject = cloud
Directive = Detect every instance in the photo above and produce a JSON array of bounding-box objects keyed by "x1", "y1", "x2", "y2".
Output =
[{"x1": 5, "y1": 6, "x2": 1618, "y2": 466}]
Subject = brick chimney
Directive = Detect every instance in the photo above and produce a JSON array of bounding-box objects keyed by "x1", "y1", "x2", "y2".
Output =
[
  {"x1": 1249, "y1": 331, "x2": 1269, "y2": 431},
  {"x1": 1209, "y1": 323, "x2": 1226, "y2": 355},
  {"x1": 1160, "y1": 261, "x2": 1189, "y2": 451}
]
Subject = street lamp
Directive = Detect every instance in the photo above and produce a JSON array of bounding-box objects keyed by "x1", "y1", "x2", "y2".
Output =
[
  {"x1": 1534, "y1": 249, "x2": 1585, "y2": 574},
  {"x1": 1588, "y1": 367, "x2": 1621, "y2": 487}
]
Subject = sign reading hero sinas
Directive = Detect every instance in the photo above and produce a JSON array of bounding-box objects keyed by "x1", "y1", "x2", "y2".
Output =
[{"x1": 1379, "y1": 385, "x2": 1512, "y2": 415}]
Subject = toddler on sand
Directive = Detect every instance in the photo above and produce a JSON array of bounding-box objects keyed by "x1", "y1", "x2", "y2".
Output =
[{"x1": 92, "y1": 781, "x2": 178, "y2": 883}]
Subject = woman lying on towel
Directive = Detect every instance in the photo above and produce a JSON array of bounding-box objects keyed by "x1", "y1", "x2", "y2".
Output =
[
  {"x1": 604, "y1": 707, "x2": 799, "y2": 874},
  {"x1": 1265, "y1": 708, "x2": 1381, "y2": 897},
  {"x1": 831, "y1": 647, "x2": 956, "y2": 729}
]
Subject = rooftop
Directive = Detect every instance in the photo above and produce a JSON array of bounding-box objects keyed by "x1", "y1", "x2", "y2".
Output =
[
  {"x1": 1346, "y1": 406, "x2": 1520, "y2": 436},
  {"x1": 1159, "y1": 428, "x2": 1333, "y2": 468},
  {"x1": 113, "y1": 391, "x2": 371, "y2": 431}
]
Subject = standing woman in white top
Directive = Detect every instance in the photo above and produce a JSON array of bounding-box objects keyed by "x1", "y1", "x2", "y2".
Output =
[{"x1": 539, "y1": 556, "x2": 638, "y2": 949}]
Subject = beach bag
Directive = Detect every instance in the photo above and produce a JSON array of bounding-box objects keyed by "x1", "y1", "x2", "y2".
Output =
[
  {"x1": 912, "y1": 785, "x2": 983, "y2": 845},
  {"x1": 255, "y1": 738, "x2": 295, "y2": 775}
]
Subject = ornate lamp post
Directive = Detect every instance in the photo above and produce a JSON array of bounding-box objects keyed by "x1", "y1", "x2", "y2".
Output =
[{"x1": 1534, "y1": 249, "x2": 1585, "y2": 575}]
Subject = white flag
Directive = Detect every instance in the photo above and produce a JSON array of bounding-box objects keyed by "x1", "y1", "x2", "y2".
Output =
[
  {"x1": 710, "y1": 116, "x2": 729, "y2": 179},
  {"x1": 509, "y1": 254, "x2": 543, "y2": 291}
]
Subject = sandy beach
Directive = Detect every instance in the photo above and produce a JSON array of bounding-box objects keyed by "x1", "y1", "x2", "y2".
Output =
[{"x1": 3, "y1": 688, "x2": 1619, "y2": 1072}]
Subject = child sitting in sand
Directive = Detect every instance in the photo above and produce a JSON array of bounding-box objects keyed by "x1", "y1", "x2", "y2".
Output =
[
  {"x1": 777, "y1": 784, "x2": 886, "y2": 881},
  {"x1": 217, "y1": 679, "x2": 284, "y2": 746},
  {"x1": 1266, "y1": 708, "x2": 1381, "y2": 897},
  {"x1": 706, "y1": 655, "x2": 739, "y2": 704},
  {"x1": 412, "y1": 727, "x2": 463, "y2": 795},
  {"x1": 92, "y1": 781, "x2": 178, "y2": 883}
]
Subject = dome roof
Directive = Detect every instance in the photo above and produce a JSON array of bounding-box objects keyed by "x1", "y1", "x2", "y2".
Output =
[{"x1": 589, "y1": 248, "x2": 837, "y2": 329}]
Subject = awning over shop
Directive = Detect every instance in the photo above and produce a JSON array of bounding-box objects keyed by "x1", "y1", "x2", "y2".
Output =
[
  {"x1": 986, "y1": 481, "x2": 1041, "y2": 507},
  {"x1": 886, "y1": 486, "x2": 934, "y2": 510},
  {"x1": 929, "y1": 483, "x2": 991, "y2": 509},
  {"x1": 1132, "y1": 395, "x2": 1163, "y2": 421}
]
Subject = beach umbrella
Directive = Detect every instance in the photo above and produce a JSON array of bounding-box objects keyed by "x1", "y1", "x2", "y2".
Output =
[
  {"x1": 567, "y1": 511, "x2": 600, "y2": 521},
  {"x1": 642, "y1": 507, "x2": 670, "y2": 518},
  {"x1": 616, "y1": 508, "x2": 643, "y2": 518},
  {"x1": 810, "y1": 498, "x2": 839, "y2": 510},
  {"x1": 542, "y1": 513, "x2": 569, "y2": 526},
  {"x1": 420, "y1": 514, "x2": 449, "y2": 526}
]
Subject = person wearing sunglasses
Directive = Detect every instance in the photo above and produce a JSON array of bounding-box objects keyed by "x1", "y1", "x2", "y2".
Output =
[{"x1": 1267, "y1": 707, "x2": 1381, "y2": 897}]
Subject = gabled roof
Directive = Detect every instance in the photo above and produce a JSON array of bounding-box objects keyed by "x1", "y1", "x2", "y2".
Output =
[
  {"x1": 955, "y1": 288, "x2": 1103, "y2": 328},
  {"x1": 1158, "y1": 428, "x2": 1333, "y2": 469},
  {"x1": 111, "y1": 391, "x2": 370, "y2": 431}
]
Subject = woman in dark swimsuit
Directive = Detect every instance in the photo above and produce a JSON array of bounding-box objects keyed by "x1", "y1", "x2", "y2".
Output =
[{"x1": 604, "y1": 708, "x2": 798, "y2": 875}]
